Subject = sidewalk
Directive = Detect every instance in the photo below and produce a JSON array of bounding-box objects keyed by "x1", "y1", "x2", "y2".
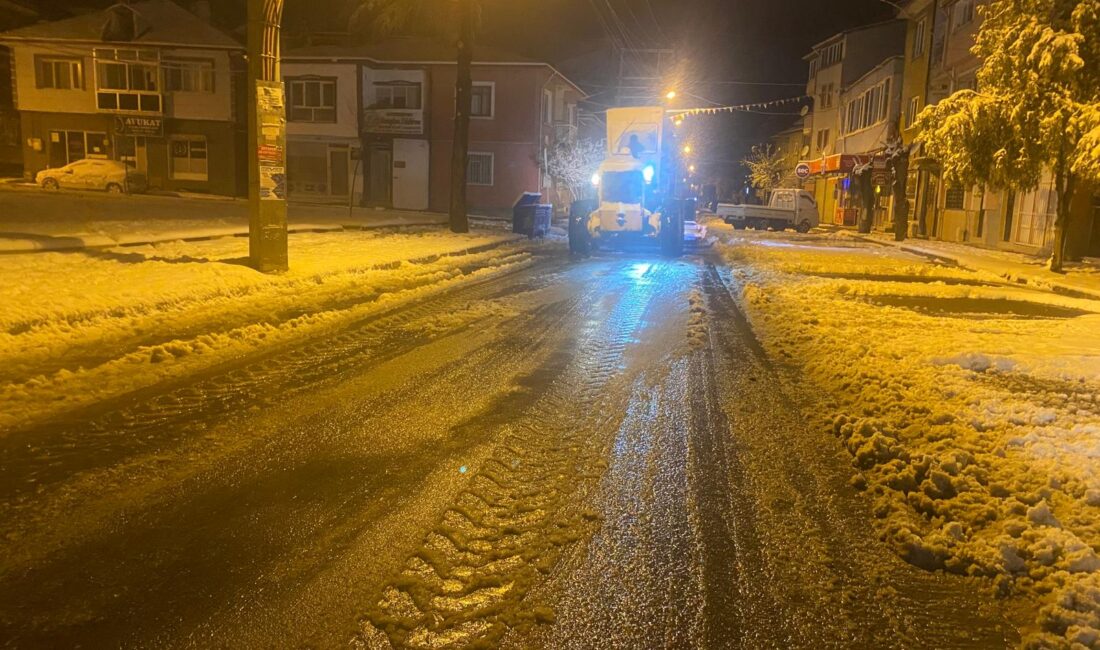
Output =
[
  {"x1": 0, "y1": 184, "x2": 492, "y2": 253},
  {"x1": 847, "y1": 231, "x2": 1100, "y2": 300}
]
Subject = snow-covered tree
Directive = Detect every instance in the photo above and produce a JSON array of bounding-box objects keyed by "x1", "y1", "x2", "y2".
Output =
[
  {"x1": 915, "y1": 0, "x2": 1100, "y2": 271},
  {"x1": 544, "y1": 138, "x2": 605, "y2": 201},
  {"x1": 742, "y1": 145, "x2": 794, "y2": 201}
]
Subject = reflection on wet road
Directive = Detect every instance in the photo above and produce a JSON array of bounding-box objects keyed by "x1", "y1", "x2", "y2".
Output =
[{"x1": 0, "y1": 253, "x2": 1015, "y2": 648}]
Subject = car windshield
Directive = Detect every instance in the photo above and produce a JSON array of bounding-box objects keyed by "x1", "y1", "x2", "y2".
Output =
[{"x1": 601, "y1": 171, "x2": 644, "y2": 204}]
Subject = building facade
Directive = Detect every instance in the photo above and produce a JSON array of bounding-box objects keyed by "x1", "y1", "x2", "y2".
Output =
[
  {"x1": 0, "y1": 0, "x2": 246, "y2": 196},
  {"x1": 801, "y1": 20, "x2": 906, "y2": 225},
  {"x1": 283, "y1": 39, "x2": 583, "y2": 216}
]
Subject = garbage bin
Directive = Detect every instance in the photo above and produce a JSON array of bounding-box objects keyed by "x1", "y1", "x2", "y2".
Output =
[{"x1": 513, "y1": 192, "x2": 553, "y2": 238}]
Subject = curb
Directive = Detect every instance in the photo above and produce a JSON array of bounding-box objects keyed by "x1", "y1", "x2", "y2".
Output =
[{"x1": 847, "y1": 233, "x2": 1100, "y2": 301}]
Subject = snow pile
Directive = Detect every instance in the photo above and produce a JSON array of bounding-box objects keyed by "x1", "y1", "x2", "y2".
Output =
[
  {"x1": 0, "y1": 229, "x2": 531, "y2": 432},
  {"x1": 716, "y1": 227, "x2": 1100, "y2": 648}
]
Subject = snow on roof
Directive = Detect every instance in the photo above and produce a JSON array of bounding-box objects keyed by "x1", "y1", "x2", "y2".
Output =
[{"x1": 0, "y1": 0, "x2": 241, "y2": 50}]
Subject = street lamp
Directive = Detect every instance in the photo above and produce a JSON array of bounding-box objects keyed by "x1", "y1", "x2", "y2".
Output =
[
  {"x1": 682, "y1": 144, "x2": 692, "y2": 154},
  {"x1": 665, "y1": 90, "x2": 677, "y2": 100}
]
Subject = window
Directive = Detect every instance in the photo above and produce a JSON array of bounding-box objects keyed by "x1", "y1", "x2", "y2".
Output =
[
  {"x1": 163, "y1": 58, "x2": 214, "y2": 93},
  {"x1": 818, "y1": 83, "x2": 834, "y2": 109},
  {"x1": 36, "y1": 57, "x2": 83, "y2": 90},
  {"x1": 467, "y1": 152, "x2": 493, "y2": 185},
  {"x1": 912, "y1": 18, "x2": 927, "y2": 58},
  {"x1": 843, "y1": 78, "x2": 892, "y2": 134},
  {"x1": 288, "y1": 77, "x2": 336, "y2": 122},
  {"x1": 472, "y1": 83, "x2": 494, "y2": 118},
  {"x1": 819, "y1": 41, "x2": 843, "y2": 68},
  {"x1": 808, "y1": 57, "x2": 818, "y2": 79},
  {"x1": 952, "y1": 0, "x2": 974, "y2": 31},
  {"x1": 816, "y1": 128, "x2": 830, "y2": 152},
  {"x1": 374, "y1": 83, "x2": 421, "y2": 109},
  {"x1": 905, "y1": 95, "x2": 921, "y2": 128},
  {"x1": 170, "y1": 136, "x2": 208, "y2": 181},
  {"x1": 94, "y1": 48, "x2": 161, "y2": 113},
  {"x1": 944, "y1": 187, "x2": 965, "y2": 210},
  {"x1": 542, "y1": 89, "x2": 553, "y2": 123}
]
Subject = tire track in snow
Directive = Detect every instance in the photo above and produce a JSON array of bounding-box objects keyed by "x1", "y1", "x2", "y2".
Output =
[{"x1": 357, "y1": 260, "x2": 683, "y2": 649}]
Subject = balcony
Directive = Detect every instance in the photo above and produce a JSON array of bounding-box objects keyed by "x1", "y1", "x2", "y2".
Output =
[{"x1": 96, "y1": 90, "x2": 163, "y2": 114}]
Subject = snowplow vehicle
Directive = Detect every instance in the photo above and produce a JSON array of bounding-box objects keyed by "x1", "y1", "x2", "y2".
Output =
[{"x1": 568, "y1": 106, "x2": 691, "y2": 257}]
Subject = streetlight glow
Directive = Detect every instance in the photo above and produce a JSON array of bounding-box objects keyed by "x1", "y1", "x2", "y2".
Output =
[{"x1": 665, "y1": 90, "x2": 677, "y2": 100}]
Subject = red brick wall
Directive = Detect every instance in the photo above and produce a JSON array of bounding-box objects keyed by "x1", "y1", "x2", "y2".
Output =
[{"x1": 426, "y1": 64, "x2": 549, "y2": 214}]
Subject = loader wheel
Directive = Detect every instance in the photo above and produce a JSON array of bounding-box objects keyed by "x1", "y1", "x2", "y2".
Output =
[
  {"x1": 661, "y1": 211, "x2": 684, "y2": 257},
  {"x1": 568, "y1": 214, "x2": 590, "y2": 256}
]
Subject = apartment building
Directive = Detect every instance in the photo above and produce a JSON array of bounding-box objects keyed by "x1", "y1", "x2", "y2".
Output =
[
  {"x1": 801, "y1": 19, "x2": 906, "y2": 224},
  {"x1": 0, "y1": 0, "x2": 247, "y2": 196},
  {"x1": 283, "y1": 38, "x2": 583, "y2": 215}
]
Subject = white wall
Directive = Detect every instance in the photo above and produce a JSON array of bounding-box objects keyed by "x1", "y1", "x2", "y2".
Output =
[
  {"x1": 12, "y1": 43, "x2": 98, "y2": 114},
  {"x1": 163, "y1": 47, "x2": 233, "y2": 122},
  {"x1": 283, "y1": 61, "x2": 359, "y2": 138},
  {"x1": 12, "y1": 43, "x2": 235, "y2": 121}
]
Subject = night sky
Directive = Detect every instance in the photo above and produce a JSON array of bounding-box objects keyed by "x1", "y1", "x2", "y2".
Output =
[{"x1": 16, "y1": 0, "x2": 897, "y2": 182}]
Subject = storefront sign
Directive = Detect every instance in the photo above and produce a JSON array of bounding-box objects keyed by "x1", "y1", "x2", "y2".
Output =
[
  {"x1": 795, "y1": 162, "x2": 811, "y2": 179},
  {"x1": 363, "y1": 109, "x2": 424, "y2": 135},
  {"x1": 113, "y1": 115, "x2": 163, "y2": 137}
]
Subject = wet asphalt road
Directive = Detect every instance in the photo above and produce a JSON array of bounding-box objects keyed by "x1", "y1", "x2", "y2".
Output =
[{"x1": 0, "y1": 251, "x2": 1017, "y2": 648}]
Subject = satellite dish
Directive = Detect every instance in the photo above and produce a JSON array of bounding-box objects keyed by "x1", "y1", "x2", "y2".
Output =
[
  {"x1": 799, "y1": 106, "x2": 810, "y2": 117},
  {"x1": 800, "y1": 145, "x2": 810, "y2": 157}
]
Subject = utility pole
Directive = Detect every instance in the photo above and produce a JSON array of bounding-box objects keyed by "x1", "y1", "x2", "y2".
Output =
[
  {"x1": 247, "y1": 0, "x2": 288, "y2": 271},
  {"x1": 448, "y1": 0, "x2": 473, "y2": 233}
]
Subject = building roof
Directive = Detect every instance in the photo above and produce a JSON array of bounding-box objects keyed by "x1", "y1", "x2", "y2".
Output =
[
  {"x1": 285, "y1": 37, "x2": 584, "y2": 93},
  {"x1": 0, "y1": 0, "x2": 241, "y2": 50},
  {"x1": 804, "y1": 18, "x2": 906, "y2": 58},
  {"x1": 841, "y1": 55, "x2": 903, "y2": 93}
]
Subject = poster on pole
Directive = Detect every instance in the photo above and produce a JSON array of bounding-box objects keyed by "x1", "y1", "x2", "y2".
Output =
[{"x1": 255, "y1": 81, "x2": 286, "y2": 201}]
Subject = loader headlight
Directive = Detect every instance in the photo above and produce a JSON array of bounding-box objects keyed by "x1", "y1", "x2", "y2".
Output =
[{"x1": 591, "y1": 172, "x2": 601, "y2": 187}]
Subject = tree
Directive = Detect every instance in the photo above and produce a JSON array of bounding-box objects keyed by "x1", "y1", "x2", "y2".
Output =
[
  {"x1": 354, "y1": 0, "x2": 478, "y2": 233},
  {"x1": 543, "y1": 137, "x2": 605, "y2": 202},
  {"x1": 884, "y1": 140, "x2": 910, "y2": 241},
  {"x1": 915, "y1": 0, "x2": 1100, "y2": 271},
  {"x1": 742, "y1": 145, "x2": 794, "y2": 201}
]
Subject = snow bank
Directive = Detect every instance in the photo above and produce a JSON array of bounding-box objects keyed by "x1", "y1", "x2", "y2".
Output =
[
  {"x1": 0, "y1": 229, "x2": 531, "y2": 432},
  {"x1": 715, "y1": 226, "x2": 1100, "y2": 648}
]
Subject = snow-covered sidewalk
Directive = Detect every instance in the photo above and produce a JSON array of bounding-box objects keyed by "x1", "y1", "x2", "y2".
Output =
[
  {"x1": 849, "y1": 231, "x2": 1100, "y2": 301},
  {"x1": 0, "y1": 185, "x2": 456, "y2": 252},
  {"x1": 0, "y1": 228, "x2": 534, "y2": 432},
  {"x1": 712, "y1": 224, "x2": 1100, "y2": 649}
]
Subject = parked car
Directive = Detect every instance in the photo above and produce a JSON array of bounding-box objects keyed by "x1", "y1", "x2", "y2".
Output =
[
  {"x1": 716, "y1": 188, "x2": 819, "y2": 233},
  {"x1": 35, "y1": 159, "x2": 147, "y2": 194}
]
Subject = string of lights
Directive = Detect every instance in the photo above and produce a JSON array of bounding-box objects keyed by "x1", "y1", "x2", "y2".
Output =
[{"x1": 669, "y1": 95, "x2": 810, "y2": 117}]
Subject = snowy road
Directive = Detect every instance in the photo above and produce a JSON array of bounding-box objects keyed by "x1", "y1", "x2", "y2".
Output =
[{"x1": 0, "y1": 251, "x2": 1017, "y2": 648}]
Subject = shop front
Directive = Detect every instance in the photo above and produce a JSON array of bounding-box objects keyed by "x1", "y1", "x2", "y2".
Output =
[
  {"x1": 799, "y1": 153, "x2": 887, "y2": 226},
  {"x1": 22, "y1": 111, "x2": 242, "y2": 195}
]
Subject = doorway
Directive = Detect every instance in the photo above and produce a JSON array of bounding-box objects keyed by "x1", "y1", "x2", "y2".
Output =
[
  {"x1": 368, "y1": 144, "x2": 392, "y2": 206},
  {"x1": 115, "y1": 135, "x2": 148, "y2": 173},
  {"x1": 392, "y1": 138, "x2": 429, "y2": 211}
]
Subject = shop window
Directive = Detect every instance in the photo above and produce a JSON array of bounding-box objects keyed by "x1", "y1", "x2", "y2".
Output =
[
  {"x1": 288, "y1": 77, "x2": 336, "y2": 123},
  {"x1": 36, "y1": 57, "x2": 83, "y2": 90},
  {"x1": 163, "y1": 58, "x2": 215, "y2": 93},
  {"x1": 472, "y1": 83, "x2": 494, "y2": 118},
  {"x1": 170, "y1": 136, "x2": 208, "y2": 181},
  {"x1": 374, "y1": 83, "x2": 421, "y2": 109},
  {"x1": 467, "y1": 152, "x2": 493, "y2": 186}
]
